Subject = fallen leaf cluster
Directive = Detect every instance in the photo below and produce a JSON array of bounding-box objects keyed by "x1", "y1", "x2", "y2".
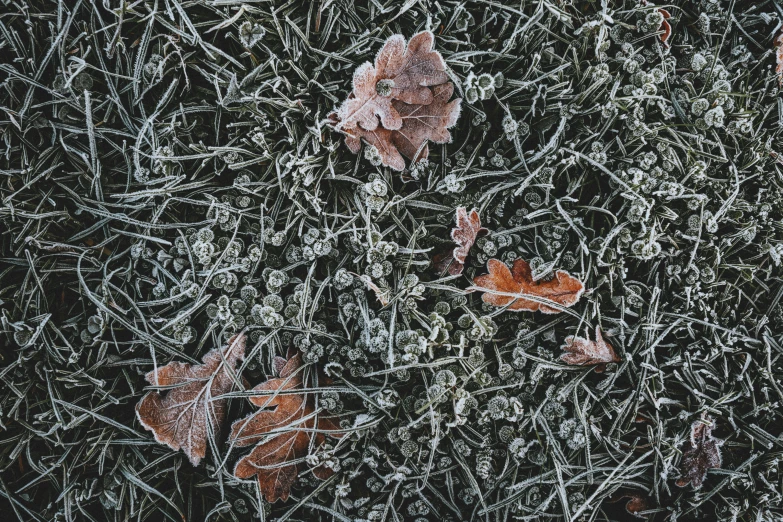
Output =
[
  {"x1": 334, "y1": 31, "x2": 461, "y2": 171},
  {"x1": 137, "y1": 335, "x2": 341, "y2": 502}
]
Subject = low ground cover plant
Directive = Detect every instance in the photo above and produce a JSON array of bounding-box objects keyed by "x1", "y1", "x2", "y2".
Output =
[{"x1": 1, "y1": 1, "x2": 783, "y2": 521}]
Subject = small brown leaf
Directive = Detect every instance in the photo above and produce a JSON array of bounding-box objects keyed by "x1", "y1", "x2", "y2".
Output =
[
  {"x1": 560, "y1": 326, "x2": 620, "y2": 372},
  {"x1": 230, "y1": 354, "x2": 343, "y2": 503},
  {"x1": 676, "y1": 415, "x2": 723, "y2": 489},
  {"x1": 776, "y1": 32, "x2": 783, "y2": 86},
  {"x1": 659, "y1": 9, "x2": 672, "y2": 47},
  {"x1": 433, "y1": 207, "x2": 488, "y2": 275},
  {"x1": 608, "y1": 490, "x2": 651, "y2": 519},
  {"x1": 639, "y1": 1, "x2": 672, "y2": 47},
  {"x1": 336, "y1": 31, "x2": 449, "y2": 133},
  {"x1": 136, "y1": 333, "x2": 246, "y2": 466},
  {"x1": 470, "y1": 258, "x2": 584, "y2": 313}
]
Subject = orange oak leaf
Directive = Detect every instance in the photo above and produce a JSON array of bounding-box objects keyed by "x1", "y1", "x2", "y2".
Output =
[
  {"x1": 230, "y1": 354, "x2": 343, "y2": 502},
  {"x1": 607, "y1": 490, "x2": 651, "y2": 519},
  {"x1": 344, "y1": 82, "x2": 461, "y2": 171},
  {"x1": 136, "y1": 333, "x2": 246, "y2": 466},
  {"x1": 560, "y1": 326, "x2": 620, "y2": 372},
  {"x1": 676, "y1": 415, "x2": 723, "y2": 489},
  {"x1": 433, "y1": 207, "x2": 488, "y2": 275},
  {"x1": 470, "y1": 258, "x2": 584, "y2": 313},
  {"x1": 336, "y1": 31, "x2": 449, "y2": 133}
]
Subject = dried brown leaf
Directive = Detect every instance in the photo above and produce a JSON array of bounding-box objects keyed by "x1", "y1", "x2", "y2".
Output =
[
  {"x1": 230, "y1": 354, "x2": 343, "y2": 503},
  {"x1": 136, "y1": 334, "x2": 246, "y2": 466},
  {"x1": 390, "y1": 82, "x2": 461, "y2": 157},
  {"x1": 560, "y1": 326, "x2": 620, "y2": 372},
  {"x1": 676, "y1": 415, "x2": 723, "y2": 489},
  {"x1": 659, "y1": 9, "x2": 672, "y2": 47},
  {"x1": 433, "y1": 207, "x2": 487, "y2": 275},
  {"x1": 336, "y1": 31, "x2": 449, "y2": 133},
  {"x1": 776, "y1": 32, "x2": 783, "y2": 86},
  {"x1": 640, "y1": 1, "x2": 672, "y2": 47},
  {"x1": 470, "y1": 258, "x2": 584, "y2": 313},
  {"x1": 344, "y1": 82, "x2": 461, "y2": 171},
  {"x1": 608, "y1": 490, "x2": 652, "y2": 518}
]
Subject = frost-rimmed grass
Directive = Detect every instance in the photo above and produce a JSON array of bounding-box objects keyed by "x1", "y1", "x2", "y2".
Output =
[{"x1": 1, "y1": 1, "x2": 783, "y2": 521}]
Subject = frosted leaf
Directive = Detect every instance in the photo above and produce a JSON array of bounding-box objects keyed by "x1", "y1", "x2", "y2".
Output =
[
  {"x1": 336, "y1": 31, "x2": 449, "y2": 133},
  {"x1": 230, "y1": 354, "x2": 343, "y2": 502},
  {"x1": 136, "y1": 334, "x2": 246, "y2": 466},
  {"x1": 344, "y1": 82, "x2": 461, "y2": 171},
  {"x1": 471, "y1": 258, "x2": 584, "y2": 313},
  {"x1": 433, "y1": 207, "x2": 488, "y2": 275},
  {"x1": 676, "y1": 416, "x2": 723, "y2": 489},
  {"x1": 560, "y1": 326, "x2": 620, "y2": 372}
]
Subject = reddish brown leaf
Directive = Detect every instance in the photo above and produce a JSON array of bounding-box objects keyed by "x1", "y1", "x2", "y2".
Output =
[
  {"x1": 336, "y1": 31, "x2": 449, "y2": 133},
  {"x1": 344, "y1": 125, "x2": 405, "y2": 172},
  {"x1": 344, "y1": 82, "x2": 461, "y2": 171},
  {"x1": 676, "y1": 415, "x2": 723, "y2": 489},
  {"x1": 639, "y1": 1, "x2": 672, "y2": 47},
  {"x1": 659, "y1": 9, "x2": 672, "y2": 47},
  {"x1": 776, "y1": 32, "x2": 783, "y2": 86},
  {"x1": 560, "y1": 326, "x2": 620, "y2": 372},
  {"x1": 433, "y1": 207, "x2": 488, "y2": 275},
  {"x1": 608, "y1": 490, "x2": 651, "y2": 519},
  {"x1": 390, "y1": 82, "x2": 461, "y2": 158},
  {"x1": 230, "y1": 354, "x2": 343, "y2": 503},
  {"x1": 334, "y1": 31, "x2": 461, "y2": 171},
  {"x1": 470, "y1": 258, "x2": 584, "y2": 313},
  {"x1": 136, "y1": 333, "x2": 246, "y2": 466}
]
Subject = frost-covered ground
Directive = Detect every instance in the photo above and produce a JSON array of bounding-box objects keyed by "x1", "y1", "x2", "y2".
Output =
[{"x1": 1, "y1": 1, "x2": 783, "y2": 521}]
